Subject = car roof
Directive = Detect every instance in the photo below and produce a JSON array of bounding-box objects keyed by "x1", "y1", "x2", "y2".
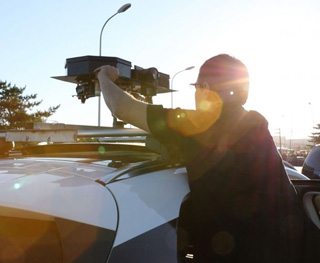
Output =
[
  {"x1": 18, "y1": 142, "x2": 157, "y2": 159},
  {"x1": 1, "y1": 125, "x2": 310, "y2": 183},
  {"x1": 0, "y1": 139, "x2": 164, "y2": 181}
]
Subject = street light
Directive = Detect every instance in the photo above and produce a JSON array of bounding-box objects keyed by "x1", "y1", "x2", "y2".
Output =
[
  {"x1": 98, "y1": 3, "x2": 131, "y2": 126},
  {"x1": 171, "y1": 66, "x2": 195, "y2": 108},
  {"x1": 99, "y1": 3, "x2": 131, "y2": 56}
]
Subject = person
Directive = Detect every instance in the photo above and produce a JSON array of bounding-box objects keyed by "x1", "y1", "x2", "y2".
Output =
[{"x1": 96, "y1": 54, "x2": 309, "y2": 262}]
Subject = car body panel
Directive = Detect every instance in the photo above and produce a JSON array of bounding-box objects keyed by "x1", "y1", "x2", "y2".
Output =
[
  {"x1": 0, "y1": 158, "x2": 118, "y2": 230},
  {"x1": 0, "y1": 156, "x2": 122, "y2": 262},
  {"x1": 107, "y1": 167, "x2": 189, "y2": 263},
  {"x1": 285, "y1": 167, "x2": 310, "y2": 180},
  {"x1": 302, "y1": 145, "x2": 320, "y2": 179},
  {"x1": 291, "y1": 180, "x2": 320, "y2": 229},
  {"x1": 108, "y1": 167, "x2": 189, "y2": 247}
]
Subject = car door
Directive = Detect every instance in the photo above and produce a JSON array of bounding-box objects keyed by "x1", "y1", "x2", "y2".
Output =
[
  {"x1": 0, "y1": 158, "x2": 119, "y2": 263},
  {"x1": 292, "y1": 180, "x2": 320, "y2": 229},
  {"x1": 106, "y1": 166, "x2": 190, "y2": 263}
]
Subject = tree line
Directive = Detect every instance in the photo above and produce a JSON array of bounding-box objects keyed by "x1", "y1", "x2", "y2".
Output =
[
  {"x1": 0, "y1": 81, "x2": 59, "y2": 130},
  {"x1": 309, "y1": 124, "x2": 320, "y2": 146}
]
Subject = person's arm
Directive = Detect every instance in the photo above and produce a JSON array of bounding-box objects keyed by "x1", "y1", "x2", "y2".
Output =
[{"x1": 96, "y1": 65, "x2": 150, "y2": 132}]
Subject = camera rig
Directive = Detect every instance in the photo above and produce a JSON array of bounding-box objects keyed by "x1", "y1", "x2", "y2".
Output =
[{"x1": 52, "y1": 56, "x2": 171, "y2": 104}]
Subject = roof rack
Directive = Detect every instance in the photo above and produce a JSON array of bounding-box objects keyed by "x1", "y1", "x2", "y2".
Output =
[{"x1": 0, "y1": 123, "x2": 148, "y2": 143}]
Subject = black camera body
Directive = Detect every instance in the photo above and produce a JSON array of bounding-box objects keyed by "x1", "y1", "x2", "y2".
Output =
[{"x1": 53, "y1": 56, "x2": 170, "y2": 104}]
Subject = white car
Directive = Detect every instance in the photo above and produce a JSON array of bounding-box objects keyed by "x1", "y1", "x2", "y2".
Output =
[{"x1": 0, "y1": 128, "x2": 318, "y2": 263}]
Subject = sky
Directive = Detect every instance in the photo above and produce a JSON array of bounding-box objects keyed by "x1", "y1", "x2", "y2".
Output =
[{"x1": 1, "y1": 0, "x2": 320, "y2": 139}]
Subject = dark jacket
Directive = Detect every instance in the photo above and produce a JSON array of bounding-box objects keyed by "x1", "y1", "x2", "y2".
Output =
[{"x1": 147, "y1": 104, "x2": 307, "y2": 262}]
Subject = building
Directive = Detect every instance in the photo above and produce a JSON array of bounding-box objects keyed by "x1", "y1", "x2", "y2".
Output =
[{"x1": 272, "y1": 136, "x2": 310, "y2": 152}]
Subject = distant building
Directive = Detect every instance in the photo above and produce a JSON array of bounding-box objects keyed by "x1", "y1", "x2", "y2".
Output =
[{"x1": 272, "y1": 136, "x2": 310, "y2": 151}]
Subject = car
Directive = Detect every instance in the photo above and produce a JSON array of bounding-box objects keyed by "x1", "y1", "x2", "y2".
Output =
[
  {"x1": 282, "y1": 160, "x2": 309, "y2": 180},
  {"x1": 0, "y1": 125, "x2": 318, "y2": 263},
  {"x1": 295, "y1": 155, "x2": 306, "y2": 166},
  {"x1": 285, "y1": 166, "x2": 310, "y2": 180},
  {"x1": 302, "y1": 144, "x2": 320, "y2": 179}
]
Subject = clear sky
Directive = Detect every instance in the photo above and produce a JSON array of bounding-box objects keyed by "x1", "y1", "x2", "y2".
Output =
[{"x1": 1, "y1": 0, "x2": 320, "y2": 139}]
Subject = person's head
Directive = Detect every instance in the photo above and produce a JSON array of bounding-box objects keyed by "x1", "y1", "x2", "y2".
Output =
[{"x1": 193, "y1": 54, "x2": 249, "y2": 111}]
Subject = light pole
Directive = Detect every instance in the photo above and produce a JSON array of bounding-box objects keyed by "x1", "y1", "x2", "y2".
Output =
[
  {"x1": 170, "y1": 66, "x2": 195, "y2": 108},
  {"x1": 99, "y1": 3, "x2": 131, "y2": 56},
  {"x1": 98, "y1": 3, "x2": 131, "y2": 126}
]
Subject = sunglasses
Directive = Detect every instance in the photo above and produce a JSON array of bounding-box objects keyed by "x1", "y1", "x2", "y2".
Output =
[{"x1": 189, "y1": 83, "x2": 204, "y2": 89}]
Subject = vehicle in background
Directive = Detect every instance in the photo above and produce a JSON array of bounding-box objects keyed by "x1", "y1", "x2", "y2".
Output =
[
  {"x1": 302, "y1": 145, "x2": 320, "y2": 179},
  {"x1": 297, "y1": 149, "x2": 309, "y2": 157},
  {"x1": 285, "y1": 166, "x2": 309, "y2": 180},
  {"x1": 282, "y1": 160, "x2": 309, "y2": 180},
  {"x1": 278, "y1": 148, "x2": 306, "y2": 166},
  {"x1": 283, "y1": 160, "x2": 296, "y2": 170},
  {"x1": 295, "y1": 156, "x2": 306, "y2": 166}
]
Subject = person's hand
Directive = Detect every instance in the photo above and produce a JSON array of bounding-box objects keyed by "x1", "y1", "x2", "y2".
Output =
[{"x1": 95, "y1": 65, "x2": 119, "y2": 82}]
